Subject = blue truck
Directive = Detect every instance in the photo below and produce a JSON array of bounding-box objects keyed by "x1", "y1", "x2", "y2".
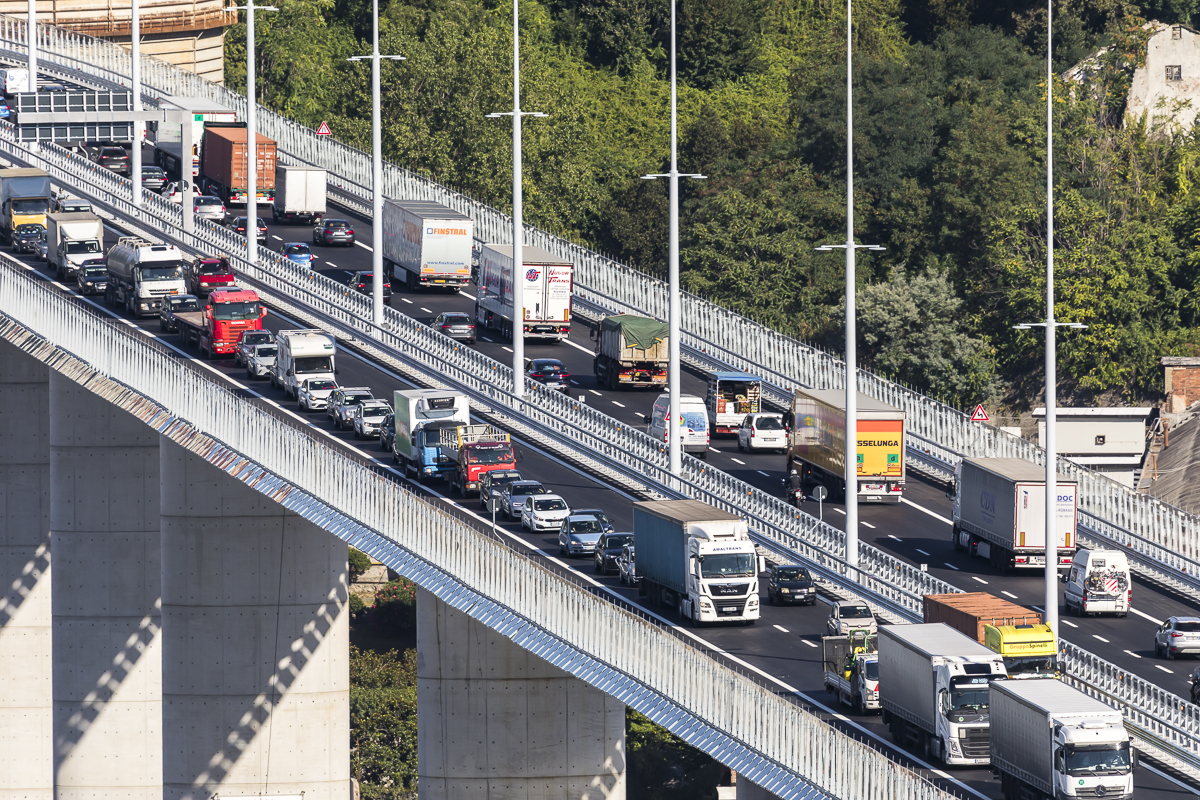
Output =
[{"x1": 391, "y1": 389, "x2": 470, "y2": 481}]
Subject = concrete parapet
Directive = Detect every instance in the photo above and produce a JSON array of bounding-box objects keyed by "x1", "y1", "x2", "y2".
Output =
[
  {"x1": 159, "y1": 437, "x2": 350, "y2": 800},
  {"x1": 417, "y1": 588, "x2": 627, "y2": 799},
  {"x1": 0, "y1": 340, "x2": 51, "y2": 799},
  {"x1": 49, "y1": 372, "x2": 161, "y2": 799}
]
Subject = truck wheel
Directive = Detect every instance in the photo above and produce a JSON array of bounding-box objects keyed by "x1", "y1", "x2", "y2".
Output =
[{"x1": 677, "y1": 598, "x2": 690, "y2": 626}]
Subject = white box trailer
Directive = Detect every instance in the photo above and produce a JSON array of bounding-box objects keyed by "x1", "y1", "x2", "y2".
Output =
[
  {"x1": 475, "y1": 244, "x2": 573, "y2": 342},
  {"x1": 272, "y1": 164, "x2": 327, "y2": 224},
  {"x1": 381, "y1": 199, "x2": 473, "y2": 290},
  {"x1": 47, "y1": 212, "x2": 104, "y2": 281}
]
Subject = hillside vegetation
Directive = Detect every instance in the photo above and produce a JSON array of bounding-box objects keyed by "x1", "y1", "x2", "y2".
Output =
[{"x1": 227, "y1": 0, "x2": 1200, "y2": 408}]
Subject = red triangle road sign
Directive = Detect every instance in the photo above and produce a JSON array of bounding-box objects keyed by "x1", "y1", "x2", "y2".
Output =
[
  {"x1": 971, "y1": 404, "x2": 990, "y2": 422},
  {"x1": 316, "y1": 120, "x2": 332, "y2": 136}
]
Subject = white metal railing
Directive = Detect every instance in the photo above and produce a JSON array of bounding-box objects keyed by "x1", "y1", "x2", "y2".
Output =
[{"x1": 0, "y1": 257, "x2": 956, "y2": 800}]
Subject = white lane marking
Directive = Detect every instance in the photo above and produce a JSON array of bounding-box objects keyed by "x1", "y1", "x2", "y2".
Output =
[
  {"x1": 1131, "y1": 607, "x2": 1163, "y2": 626},
  {"x1": 459, "y1": 291, "x2": 477, "y2": 300},
  {"x1": 944, "y1": 563, "x2": 960, "y2": 570},
  {"x1": 1156, "y1": 664, "x2": 1174, "y2": 674},
  {"x1": 401, "y1": 298, "x2": 413, "y2": 304},
  {"x1": 1093, "y1": 635, "x2": 1110, "y2": 643},
  {"x1": 570, "y1": 380, "x2": 580, "y2": 385},
  {"x1": 971, "y1": 576, "x2": 988, "y2": 584},
  {"x1": 270, "y1": 234, "x2": 282, "y2": 241},
  {"x1": 801, "y1": 639, "x2": 819, "y2": 649},
  {"x1": 1001, "y1": 591, "x2": 1019, "y2": 599},
  {"x1": 886, "y1": 534, "x2": 900, "y2": 540},
  {"x1": 1124, "y1": 649, "x2": 1142, "y2": 659},
  {"x1": 612, "y1": 401, "x2": 625, "y2": 408},
  {"x1": 501, "y1": 346, "x2": 513, "y2": 353},
  {"x1": 1141, "y1": 760, "x2": 1200, "y2": 795},
  {"x1": 636, "y1": 412, "x2": 646, "y2": 419},
  {"x1": 589, "y1": 389, "x2": 602, "y2": 396},
  {"x1": 420, "y1": 307, "x2": 432, "y2": 313},
  {"x1": 773, "y1": 625, "x2": 789, "y2": 633},
  {"x1": 833, "y1": 508, "x2": 846, "y2": 515},
  {"x1": 756, "y1": 471, "x2": 771, "y2": 477},
  {"x1": 1062, "y1": 620, "x2": 1079, "y2": 628},
  {"x1": 1032, "y1": 606, "x2": 1044, "y2": 612},
  {"x1": 916, "y1": 548, "x2": 930, "y2": 556},
  {"x1": 323, "y1": 261, "x2": 338, "y2": 268},
  {"x1": 901, "y1": 498, "x2": 952, "y2": 525},
  {"x1": 731, "y1": 458, "x2": 745, "y2": 465},
  {"x1": 561, "y1": 338, "x2": 592, "y2": 355},
  {"x1": 861, "y1": 522, "x2": 876, "y2": 529},
  {"x1": 709, "y1": 447, "x2": 721, "y2": 453},
  {"x1": 355, "y1": 241, "x2": 373, "y2": 251}
]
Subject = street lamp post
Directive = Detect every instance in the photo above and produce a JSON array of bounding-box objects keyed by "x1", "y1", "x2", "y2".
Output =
[
  {"x1": 642, "y1": 0, "x2": 704, "y2": 478},
  {"x1": 348, "y1": 0, "x2": 404, "y2": 334},
  {"x1": 27, "y1": 0, "x2": 35, "y2": 89},
  {"x1": 815, "y1": 0, "x2": 883, "y2": 575},
  {"x1": 486, "y1": 0, "x2": 546, "y2": 400},
  {"x1": 239, "y1": 2, "x2": 278, "y2": 267},
  {"x1": 131, "y1": 0, "x2": 141, "y2": 208}
]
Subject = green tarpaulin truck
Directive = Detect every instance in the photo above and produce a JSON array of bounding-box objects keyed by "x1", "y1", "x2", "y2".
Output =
[{"x1": 592, "y1": 314, "x2": 669, "y2": 390}]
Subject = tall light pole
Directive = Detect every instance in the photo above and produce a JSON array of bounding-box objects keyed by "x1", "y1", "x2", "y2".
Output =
[
  {"x1": 131, "y1": 0, "x2": 142, "y2": 208},
  {"x1": 1014, "y1": 0, "x2": 1086, "y2": 648},
  {"x1": 26, "y1": 0, "x2": 35, "y2": 90},
  {"x1": 487, "y1": 0, "x2": 546, "y2": 399},
  {"x1": 348, "y1": 0, "x2": 403, "y2": 334},
  {"x1": 240, "y1": 2, "x2": 277, "y2": 267},
  {"x1": 642, "y1": 0, "x2": 704, "y2": 477},
  {"x1": 816, "y1": 0, "x2": 883, "y2": 575}
]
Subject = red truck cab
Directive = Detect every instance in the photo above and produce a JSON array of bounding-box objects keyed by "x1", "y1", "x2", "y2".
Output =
[
  {"x1": 205, "y1": 288, "x2": 267, "y2": 355},
  {"x1": 446, "y1": 426, "x2": 516, "y2": 496},
  {"x1": 188, "y1": 255, "x2": 236, "y2": 297}
]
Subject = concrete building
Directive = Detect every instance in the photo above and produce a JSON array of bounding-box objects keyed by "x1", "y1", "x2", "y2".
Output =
[
  {"x1": 1128, "y1": 22, "x2": 1200, "y2": 128},
  {"x1": 0, "y1": 0, "x2": 236, "y2": 83},
  {"x1": 1033, "y1": 407, "x2": 1151, "y2": 487},
  {"x1": 1161, "y1": 356, "x2": 1200, "y2": 413}
]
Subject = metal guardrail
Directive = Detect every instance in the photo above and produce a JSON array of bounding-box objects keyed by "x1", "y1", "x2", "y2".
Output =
[{"x1": 0, "y1": 247, "x2": 960, "y2": 800}]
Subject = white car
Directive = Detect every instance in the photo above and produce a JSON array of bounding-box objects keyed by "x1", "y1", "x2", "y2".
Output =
[
  {"x1": 245, "y1": 343, "x2": 277, "y2": 379},
  {"x1": 160, "y1": 180, "x2": 193, "y2": 205},
  {"x1": 737, "y1": 412, "x2": 787, "y2": 453},
  {"x1": 298, "y1": 378, "x2": 337, "y2": 412},
  {"x1": 353, "y1": 400, "x2": 391, "y2": 440},
  {"x1": 521, "y1": 494, "x2": 571, "y2": 531}
]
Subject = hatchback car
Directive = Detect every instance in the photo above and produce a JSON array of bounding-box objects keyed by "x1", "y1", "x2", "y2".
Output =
[
  {"x1": 96, "y1": 146, "x2": 130, "y2": 175},
  {"x1": 480, "y1": 469, "x2": 523, "y2": 512},
  {"x1": 353, "y1": 400, "x2": 391, "y2": 440},
  {"x1": 298, "y1": 378, "x2": 338, "y2": 412},
  {"x1": 526, "y1": 358, "x2": 570, "y2": 394},
  {"x1": 522, "y1": 494, "x2": 571, "y2": 532},
  {"x1": 234, "y1": 329, "x2": 275, "y2": 367},
  {"x1": 827, "y1": 601, "x2": 878, "y2": 636},
  {"x1": 329, "y1": 387, "x2": 375, "y2": 429},
  {"x1": 229, "y1": 216, "x2": 267, "y2": 245},
  {"x1": 140, "y1": 165, "x2": 166, "y2": 192},
  {"x1": 737, "y1": 413, "x2": 788, "y2": 454},
  {"x1": 559, "y1": 516, "x2": 605, "y2": 557},
  {"x1": 75, "y1": 258, "x2": 108, "y2": 296},
  {"x1": 573, "y1": 508, "x2": 615, "y2": 533},
  {"x1": 618, "y1": 544, "x2": 637, "y2": 585},
  {"x1": 434, "y1": 311, "x2": 476, "y2": 344},
  {"x1": 193, "y1": 195, "x2": 226, "y2": 221},
  {"x1": 281, "y1": 242, "x2": 315, "y2": 267},
  {"x1": 766, "y1": 564, "x2": 817, "y2": 605},
  {"x1": 347, "y1": 272, "x2": 392, "y2": 304},
  {"x1": 500, "y1": 480, "x2": 547, "y2": 520},
  {"x1": 1154, "y1": 617, "x2": 1200, "y2": 660},
  {"x1": 593, "y1": 531, "x2": 634, "y2": 575},
  {"x1": 313, "y1": 218, "x2": 355, "y2": 246},
  {"x1": 246, "y1": 343, "x2": 277, "y2": 379}
]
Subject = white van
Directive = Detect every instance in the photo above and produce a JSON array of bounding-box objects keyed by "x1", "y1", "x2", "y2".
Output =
[
  {"x1": 1063, "y1": 548, "x2": 1131, "y2": 617},
  {"x1": 647, "y1": 393, "x2": 710, "y2": 459}
]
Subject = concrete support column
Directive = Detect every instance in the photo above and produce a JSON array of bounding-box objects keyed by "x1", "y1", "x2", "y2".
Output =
[
  {"x1": 0, "y1": 341, "x2": 51, "y2": 799},
  {"x1": 737, "y1": 777, "x2": 783, "y2": 800},
  {"x1": 159, "y1": 437, "x2": 349, "y2": 800},
  {"x1": 49, "y1": 372, "x2": 162, "y2": 798},
  {"x1": 417, "y1": 588, "x2": 627, "y2": 799}
]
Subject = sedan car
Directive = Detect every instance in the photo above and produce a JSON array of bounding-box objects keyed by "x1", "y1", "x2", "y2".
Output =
[
  {"x1": 526, "y1": 358, "x2": 570, "y2": 394},
  {"x1": 298, "y1": 378, "x2": 337, "y2": 412},
  {"x1": 281, "y1": 242, "x2": 315, "y2": 267},
  {"x1": 1155, "y1": 616, "x2": 1200, "y2": 660},
  {"x1": 347, "y1": 272, "x2": 392, "y2": 305},
  {"x1": 246, "y1": 343, "x2": 277, "y2": 379},
  {"x1": 234, "y1": 329, "x2": 275, "y2": 367},
  {"x1": 480, "y1": 469, "x2": 523, "y2": 512},
  {"x1": 500, "y1": 480, "x2": 547, "y2": 521},
  {"x1": 558, "y1": 516, "x2": 605, "y2": 558},
  {"x1": 765, "y1": 564, "x2": 817, "y2": 605},
  {"x1": 737, "y1": 412, "x2": 788, "y2": 454},
  {"x1": 140, "y1": 165, "x2": 166, "y2": 192},
  {"x1": 193, "y1": 195, "x2": 227, "y2": 222},
  {"x1": 617, "y1": 544, "x2": 637, "y2": 585},
  {"x1": 521, "y1": 494, "x2": 571, "y2": 531},
  {"x1": 229, "y1": 216, "x2": 267, "y2": 245},
  {"x1": 826, "y1": 601, "x2": 878, "y2": 636},
  {"x1": 11, "y1": 223, "x2": 43, "y2": 254},
  {"x1": 573, "y1": 508, "x2": 615, "y2": 533},
  {"x1": 95, "y1": 145, "x2": 130, "y2": 176},
  {"x1": 353, "y1": 400, "x2": 391, "y2": 440},
  {"x1": 313, "y1": 218, "x2": 355, "y2": 246},
  {"x1": 75, "y1": 258, "x2": 108, "y2": 296},
  {"x1": 329, "y1": 387, "x2": 374, "y2": 429},
  {"x1": 434, "y1": 311, "x2": 476, "y2": 344},
  {"x1": 158, "y1": 293, "x2": 201, "y2": 333},
  {"x1": 593, "y1": 531, "x2": 634, "y2": 575}
]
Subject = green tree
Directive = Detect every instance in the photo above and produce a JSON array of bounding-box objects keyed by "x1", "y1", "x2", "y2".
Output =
[
  {"x1": 626, "y1": 708, "x2": 721, "y2": 800},
  {"x1": 350, "y1": 647, "x2": 418, "y2": 799}
]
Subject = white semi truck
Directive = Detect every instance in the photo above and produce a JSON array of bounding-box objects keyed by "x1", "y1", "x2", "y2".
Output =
[
  {"x1": 381, "y1": 199, "x2": 473, "y2": 290},
  {"x1": 476, "y1": 244, "x2": 573, "y2": 342},
  {"x1": 391, "y1": 389, "x2": 470, "y2": 481},
  {"x1": 273, "y1": 330, "x2": 337, "y2": 401},
  {"x1": 47, "y1": 212, "x2": 104, "y2": 281},
  {"x1": 105, "y1": 236, "x2": 189, "y2": 318},
  {"x1": 634, "y1": 499, "x2": 761, "y2": 626},
  {"x1": 990, "y1": 678, "x2": 1134, "y2": 800},
  {"x1": 878, "y1": 623, "x2": 1007, "y2": 767}
]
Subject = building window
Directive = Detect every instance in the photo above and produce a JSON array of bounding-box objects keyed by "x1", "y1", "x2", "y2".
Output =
[
  {"x1": 1167, "y1": 65, "x2": 1183, "y2": 82},
  {"x1": 1173, "y1": 25, "x2": 1184, "y2": 39}
]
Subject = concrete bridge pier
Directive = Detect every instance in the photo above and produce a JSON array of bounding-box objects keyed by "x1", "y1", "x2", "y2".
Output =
[
  {"x1": 0, "y1": 340, "x2": 51, "y2": 799},
  {"x1": 417, "y1": 588, "x2": 627, "y2": 799},
  {"x1": 159, "y1": 437, "x2": 350, "y2": 799}
]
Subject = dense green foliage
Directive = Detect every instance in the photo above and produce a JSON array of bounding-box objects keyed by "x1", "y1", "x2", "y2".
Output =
[
  {"x1": 348, "y1": 546, "x2": 372, "y2": 583},
  {"x1": 350, "y1": 646, "x2": 419, "y2": 799},
  {"x1": 229, "y1": 0, "x2": 1200, "y2": 407}
]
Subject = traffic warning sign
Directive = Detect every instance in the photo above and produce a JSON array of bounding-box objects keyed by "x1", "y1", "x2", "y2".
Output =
[
  {"x1": 971, "y1": 404, "x2": 990, "y2": 422},
  {"x1": 316, "y1": 121, "x2": 332, "y2": 136}
]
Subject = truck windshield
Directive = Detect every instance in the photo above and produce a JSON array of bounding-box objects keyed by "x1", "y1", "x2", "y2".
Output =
[
  {"x1": 1066, "y1": 743, "x2": 1131, "y2": 776},
  {"x1": 294, "y1": 356, "x2": 333, "y2": 374},
  {"x1": 701, "y1": 554, "x2": 755, "y2": 578},
  {"x1": 468, "y1": 446, "x2": 514, "y2": 465},
  {"x1": 946, "y1": 686, "x2": 990, "y2": 718},
  {"x1": 140, "y1": 264, "x2": 185, "y2": 281},
  {"x1": 863, "y1": 661, "x2": 879, "y2": 680},
  {"x1": 12, "y1": 199, "x2": 46, "y2": 214},
  {"x1": 1004, "y1": 655, "x2": 1056, "y2": 676},
  {"x1": 65, "y1": 241, "x2": 101, "y2": 254},
  {"x1": 213, "y1": 301, "x2": 261, "y2": 320},
  {"x1": 198, "y1": 260, "x2": 230, "y2": 274}
]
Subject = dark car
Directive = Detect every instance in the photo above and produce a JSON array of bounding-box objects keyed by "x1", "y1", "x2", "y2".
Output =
[
  {"x1": 229, "y1": 216, "x2": 267, "y2": 245},
  {"x1": 766, "y1": 564, "x2": 816, "y2": 605},
  {"x1": 159, "y1": 294, "x2": 201, "y2": 333},
  {"x1": 434, "y1": 311, "x2": 476, "y2": 344},
  {"x1": 140, "y1": 165, "x2": 166, "y2": 192},
  {"x1": 573, "y1": 508, "x2": 615, "y2": 533},
  {"x1": 480, "y1": 469, "x2": 523, "y2": 512},
  {"x1": 187, "y1": 255, "x2": 236, "y2": 297},
  {"x1": 313, "y1": 218, "x2": 355, "y2": 246},
  {"x1": 593, "y1": 531, "x2": 634, "y2": 575},
  {"x1": 526, "y1": 358, "x2": 570, "y2": 394},
  {"x1": 0, "y1": 99, "x2": 9, "y2": 120},
  {"x1": 1191, "y1": 666, "x2": 1200, "y2": 705},
  {"x1": 12, "y1": 223, "x2": 43, "y2": 254},
  {"x1": 379, "y1": 411, "x2": 396, "y2": 452},
  {"x1": 347, "y1": 272, "x2": 392, "y2": 305},
  {"x1": 75, "y1": 257, "x2": 108, "y2": 295},
  {"x1": 96, "y1": 146, "x2": 130, "y2": 176}
]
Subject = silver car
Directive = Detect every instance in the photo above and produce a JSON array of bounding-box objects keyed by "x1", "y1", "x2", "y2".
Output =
[
  {"x1": 330, "y1": 387, "x2": 374, "y2": 430},
  {"x1": 298, "y1": 378, "x2": 337, "y2": 412},
  {"x1": 500, "y1": 480, "x2": 547, "y2": 521},
  {"x1": 192, "y1": 195, "x2": 226, "y2": 222},
  {"x1": 353, "y1": 400, "x2": 391, "y2": 440},
  {"x1": 1155, "y1": 617, "x2": 1200, "y2": 660},
  {"x1": 826, "y1": 601, "x2": 878, "y2": 636},
  {"x1": 618, "y1": 544, "x2": 637, "y2": 585},
  {"x1": 235, "y1": 330, "x2": 274, "y2": 367},
  {"x1": 245, "y1": 343, "x2": 277, "y2": 379},
  {"x1": 558, "y1": 515, "x2": 604, "y2": 557}
]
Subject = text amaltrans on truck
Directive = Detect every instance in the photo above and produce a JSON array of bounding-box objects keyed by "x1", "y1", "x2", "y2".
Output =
[
  {"x1": 634, "y1": 499, "x2": 761, "y2": 625},
  {"x1": 592, "y1": 314, "x2": 669, "y2": 390},
  {"x1": 990, "y1": 679, "x2": 1134, "y2": 800},
  {"x1": 923, "y1": 593, "x2": 1056, "y2": 678},
  {"x1": 0, "y1": 167, "x2": 51, "y2": 242},
  {"x1": 950, "y1": 457, "x2": 1078, "y2": 571},
  {"x1": 272, "y1": 164, "x2": 326, "y2": 224},
  {"x1": 172, "y1": 288, "x2": 267, "y2": 358},
  {"x1": 879, "y1": 623, "x2": 1007, "y2": 766},
  {"x1": 786, "y1": 388, "x2": 906, "y2": 503},
  {"x1": 391, "y1": 390, "x2": 470, "y2": 481},
  {"x1": 823, "y1": 631, "x2": 880, "y2": 713},
  {"x1": 476, "y1": 244, "x2": 573, "y2": 342},
  {"x1": 273, "y1": 330, "x2": 336, "y2": 400},
  {"x1": 200, "y1": 124, "x2": 278, "y2": 205},
  {"x1": 47, "y1": 212, "x2": 104, "y2": 281},
  {"x1": 105, "y1": 236, "x2": 189, "y2": 317},
  {"x1": 381, "y1": 200, "x2": 473, "y2": 290}
]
